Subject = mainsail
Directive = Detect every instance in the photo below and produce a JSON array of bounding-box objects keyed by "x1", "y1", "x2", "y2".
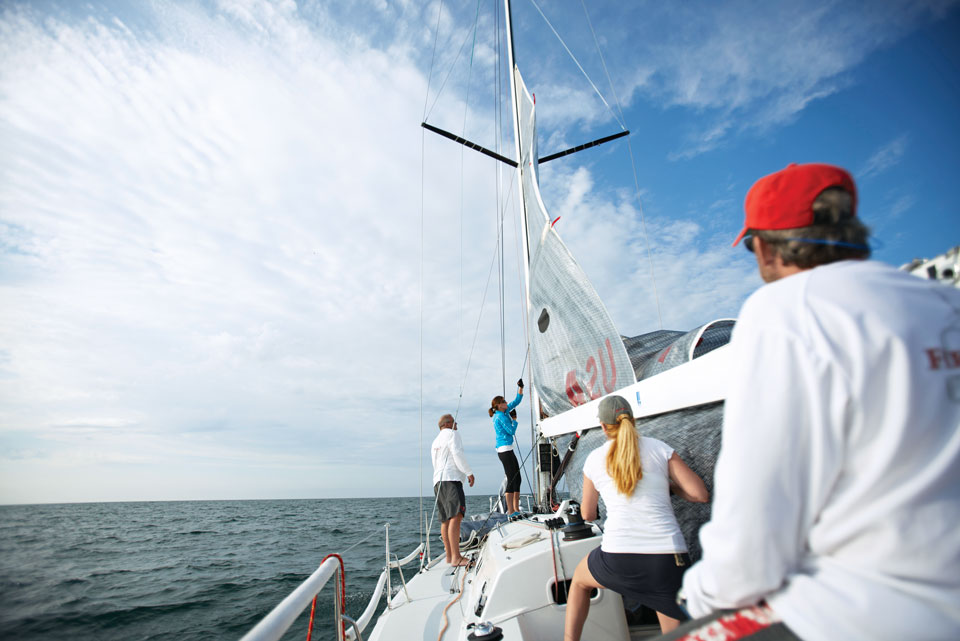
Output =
[{"x1": 513, "y1": 69, "x2": 636, "y2": 419}]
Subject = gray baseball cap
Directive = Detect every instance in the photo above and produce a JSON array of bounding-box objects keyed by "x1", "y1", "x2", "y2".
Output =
[{"x1": 598, "y1": 395, "x2": 633, "y2": 425}]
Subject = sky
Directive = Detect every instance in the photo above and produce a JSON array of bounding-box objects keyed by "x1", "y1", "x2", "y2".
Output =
[{"x1": 1, "y1": 0, "x2": 958, "y2": 505}]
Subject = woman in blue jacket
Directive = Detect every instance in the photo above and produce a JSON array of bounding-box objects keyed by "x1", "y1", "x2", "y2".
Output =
[{"x1": 488, "y1": 379, "x2": 524, "y2": 516}]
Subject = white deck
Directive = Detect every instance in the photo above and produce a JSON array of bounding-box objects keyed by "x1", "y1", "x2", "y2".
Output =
[{"x1": 366, "y1": 514, "x2": 657, "y2": 641}]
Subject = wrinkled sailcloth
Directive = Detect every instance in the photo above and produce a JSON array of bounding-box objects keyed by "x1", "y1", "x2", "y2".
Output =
[{"x1": 513, "y1": 69, "x2": 728, "y2": 567}]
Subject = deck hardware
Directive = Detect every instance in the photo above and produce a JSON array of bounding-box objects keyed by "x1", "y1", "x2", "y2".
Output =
[
  {"x1": 342, "y1": 615, "x2": 362, "y2": 641},
  {"x1": 562, "y1": 503, "x2": 595, "y2": 541},
  {"x1": 467, "y1": 621, "x2": 503, "y2": 641}
]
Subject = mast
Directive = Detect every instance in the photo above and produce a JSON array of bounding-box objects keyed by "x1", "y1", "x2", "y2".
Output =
[{"x1": 503, "y1": 0, "x2": 549, "y2": 507}]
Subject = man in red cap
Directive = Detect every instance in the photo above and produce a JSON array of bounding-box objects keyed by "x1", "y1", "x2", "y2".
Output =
[{"x1": 662, "y1": 163, "x2": 960, "y2": 640}]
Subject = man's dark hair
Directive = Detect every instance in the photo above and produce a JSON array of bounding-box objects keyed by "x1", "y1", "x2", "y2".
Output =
[{"x1": 754, "y1": 188, "x2": 871, "y2": 268}]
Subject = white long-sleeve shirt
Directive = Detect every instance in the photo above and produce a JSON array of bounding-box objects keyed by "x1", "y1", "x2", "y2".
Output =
[
  {"x1": 682, "y1": 260, "x2": 960, "y2": 640},
  {"x1": 431, "y1": 428, "x2": 473, "y2": 485}
]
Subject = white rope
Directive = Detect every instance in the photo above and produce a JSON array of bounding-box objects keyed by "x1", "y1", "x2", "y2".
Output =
[
  {"x1": 424, "y1": 8, "x2": 484, "y2": 124},
  {"x1": 625, "y1": 136, "x2": 663, "y2": 329},
  {"x1": 453, "y1": 168, "x2": 518, "y2": 418},
  {"x1": 527, "y1": 0, "x2": 626, "y2": 131},
  {"x1": 422, "y1": 0, "x2": 446, "y2": 122},
  {"x1": 578, "y1": 0, "x2": 663, "y2": 328},
  {"x1": 459, "y1": 1, "x2": 484, "y2": 376},
  {"x1": 580, "y1": 0, "x2": 625, "y2": 125}
]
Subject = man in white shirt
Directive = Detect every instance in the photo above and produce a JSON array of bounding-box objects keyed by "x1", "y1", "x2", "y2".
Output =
[
  {"x1": 666, "y1": 163, "x2": 960, "y2": 640},
  {"x1": 431, "y1": 414, "x2": 475, "y2": 567}
]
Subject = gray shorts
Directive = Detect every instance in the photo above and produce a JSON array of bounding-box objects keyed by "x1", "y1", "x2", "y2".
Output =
[{"x1": 434, "y1": 481, "x2": 465, "y2": 522}]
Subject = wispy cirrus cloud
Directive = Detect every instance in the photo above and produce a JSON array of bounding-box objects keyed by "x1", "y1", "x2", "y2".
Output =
[
  {"x1": 606, "y1": 0, "x2": 957, "y2": 159},
  {"x1": 859, "y1": 134, "x2": 910, "y2": 179}
]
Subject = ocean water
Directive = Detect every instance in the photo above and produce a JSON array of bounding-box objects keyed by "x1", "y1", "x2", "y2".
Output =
[{"x1": 0, "y1": 496, "x2": 498, "y2": 641}]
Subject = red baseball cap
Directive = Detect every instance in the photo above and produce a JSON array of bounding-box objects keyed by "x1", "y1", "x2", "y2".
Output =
[{"x1": 733, "y1": 163, "x2": 857, "y2": 246}]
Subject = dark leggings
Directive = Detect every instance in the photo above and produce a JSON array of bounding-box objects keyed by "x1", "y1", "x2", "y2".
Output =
[{"x1": 498, "y1": 450, "x2": 521, "y2": 492}]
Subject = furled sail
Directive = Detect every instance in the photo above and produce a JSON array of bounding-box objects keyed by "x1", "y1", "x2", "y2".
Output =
[{"x1": 513, "y1": 69, "x2": 636, "y2": 418}]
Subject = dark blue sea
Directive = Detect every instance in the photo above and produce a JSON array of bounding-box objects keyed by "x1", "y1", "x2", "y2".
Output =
[{"x1": 0, "y1": 496, "x2": 497, "y2": 640}]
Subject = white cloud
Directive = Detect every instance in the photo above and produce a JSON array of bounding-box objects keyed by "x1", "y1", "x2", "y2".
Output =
[
  {"x1": 860, "y1": 134, "x2": 910, "y2": 179},
  {"x1": 587, "y1": 0, "x2": 957, "y2": 158},
  {"x1": 0, "y1": 2, "x2": 441, "y2": 501},
  {"x1": 2, "y1": 0, "x2": 943, "y2": 504},
  {"x1": 538, "y1": 163, "x2": 759, "y2": 336}
]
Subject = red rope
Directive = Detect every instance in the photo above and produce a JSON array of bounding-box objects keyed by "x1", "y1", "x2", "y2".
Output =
[
  {"x1": 305, "y1": 597, "x2": 317, "y2": 641},
  {"x1": 306, "y1": 554, "x2": 346, "y2": 641}
]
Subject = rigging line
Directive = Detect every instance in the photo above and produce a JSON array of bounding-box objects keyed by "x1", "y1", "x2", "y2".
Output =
[
  {"x1": 527, "y1": 0, "x2": 626, "y2": 131},
  {"x1": 625, "y1": 135, "x2": 663, "y2": 329},
  {"x1": 424, "y1": 446, "x2": 452, "y2": 570},
  {"x1": 460, "y1": 0, "x2": 482, "y2": 379},
  {"x1": 454, "y1": 217, "x2": 506, "y2": 418},
  {"x1": 340, "y1": 528, "x2": 384, "y2": 557},
  {"x1": 419, "y1": 0, "x2": 451, "y2": 563},
  {"x1": 500, "y1": 203, "x2": 506, "y2": 398},
  {"x1": 508, "y1": 176, "x2": 535, "y2": 467},
  {"x1": 513, "y1": 438, "x2": 536, "y2": 501},
  {"x1": 419, "y1": 126, "x2": 426, "y2": 549},
  {"x1": 579, "y1": 0, "x2": 661, "y2": 329},
  {"x1": 497, "y1": 0, "x2": 508, "y2": 400},
  {"x1": 453, "y1": 164, "x2": 519, "y2": 419},
  {"x1": 424, "y1": 7, "x2": 484, "y2": 125},
  {"x1": 511, "y1": 180, "x2": 530, "y2": 356},
  {"x1": 422, "y1": 0, "x2": 446, "y2": 122},
  {"x1": 580, "y1": 0, "x2": 626, "y2": 125}
]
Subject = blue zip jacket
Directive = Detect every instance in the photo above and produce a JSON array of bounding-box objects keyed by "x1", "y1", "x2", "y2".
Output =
[{"x1": 493, "y1": 393, "x2": 523, "y2": 448}]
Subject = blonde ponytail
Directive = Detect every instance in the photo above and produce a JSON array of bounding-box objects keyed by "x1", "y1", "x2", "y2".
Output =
[{"x1": 605, "y1": 413, "x2": 642, "y2": 495}]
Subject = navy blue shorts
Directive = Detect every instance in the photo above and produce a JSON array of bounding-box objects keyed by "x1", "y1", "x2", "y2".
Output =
[{"x1": 587, "y1": 547, "x2": 691, "y2": 620}]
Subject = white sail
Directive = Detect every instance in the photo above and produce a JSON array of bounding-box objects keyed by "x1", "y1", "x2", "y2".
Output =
[{"x1": 513, "y1": 69, "x2": 636, "y2": 419}]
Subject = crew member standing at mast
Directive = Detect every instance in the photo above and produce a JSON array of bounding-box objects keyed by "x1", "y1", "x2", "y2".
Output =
[{"x1": 489, "y1": 379, "x2": 525, "y2": 517}]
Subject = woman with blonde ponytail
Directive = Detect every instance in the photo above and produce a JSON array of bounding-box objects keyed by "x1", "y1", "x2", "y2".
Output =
[{"x1": 564, "y1": 395, "x2": 709, "y2": 641}]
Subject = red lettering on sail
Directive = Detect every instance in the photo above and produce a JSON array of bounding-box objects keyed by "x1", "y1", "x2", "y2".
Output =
[
  {"x1": 926, "y1": 348, "x2": 960, "y2": 369},
  {"x1": 586, "y1": 356, "x2": 600, "y2": 400},
  {"x1": 565, "y1": 371, "x2": 586, "y2": 406},
  {"x1": 601, "y1": 338, "x2": 617, "y2": 393},
  {"x1": 564, "y1": 340, "x2": 620, "y2": 406}
]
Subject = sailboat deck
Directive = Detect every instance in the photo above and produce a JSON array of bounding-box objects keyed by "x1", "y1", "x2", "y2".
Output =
[{"x1": 366, "y1": 516, "x2": 664, "y2": 641}]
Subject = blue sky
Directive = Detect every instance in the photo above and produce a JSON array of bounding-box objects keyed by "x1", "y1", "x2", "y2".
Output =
[{"x1": 1, "y1": 0, "x2": 958, "y2": 504}]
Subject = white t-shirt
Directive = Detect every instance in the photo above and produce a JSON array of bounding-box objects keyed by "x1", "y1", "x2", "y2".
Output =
[
  {"x1": 431, "y1": 429, "x2": 472, "y2": 485},
  {"x1": 682, "y1": 260, "x2": 960, "y2": 640},
  {"x1": 583, "y1": 435, "x2": 687, "y2": 554}
]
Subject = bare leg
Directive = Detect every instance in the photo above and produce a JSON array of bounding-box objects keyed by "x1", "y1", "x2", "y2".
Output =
[
  {"x1": 507, "y1": 492, "x2": 520, "y2": 513},
  {"x1": 656, "y1": 611, "x2": 681, "y2": 633},
  {"x1": 440, "y1": 517, "x2": 454, "y2": 563},
  {"x1": 447, "y1": 514, "x2": 467, "y2": 565},
  {"x1": 563, "y1": 555, "x2": 603, "y2": 641}
]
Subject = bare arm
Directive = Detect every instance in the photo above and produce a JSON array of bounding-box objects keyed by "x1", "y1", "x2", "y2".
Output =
[
  {"x1": 668, "y1": 453, "x2": 709, "y2": 503},
  {"x1": 580, "y1": 474, "x2": 599, "y2": 521}
]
